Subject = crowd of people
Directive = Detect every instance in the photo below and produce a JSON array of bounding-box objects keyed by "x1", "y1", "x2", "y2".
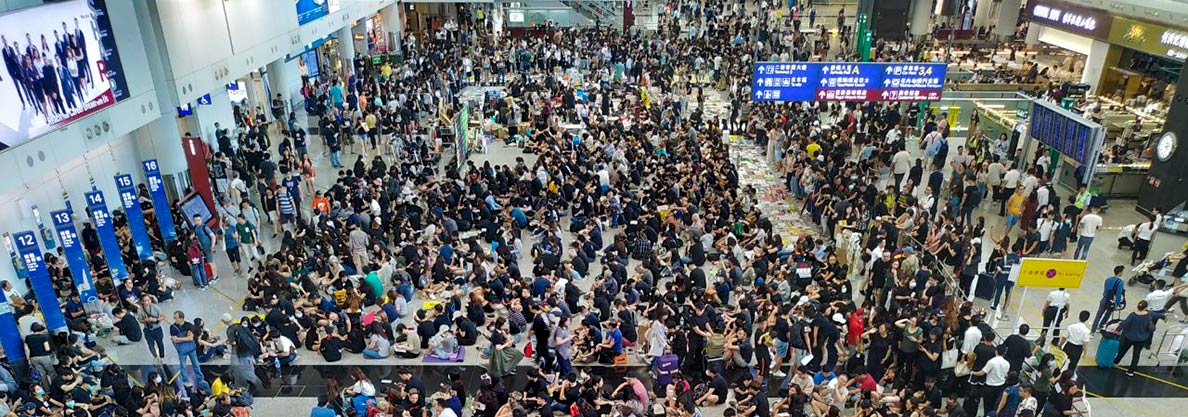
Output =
[{"x1": 6, "y1": 2, "x2": 1176, "y2": 417}]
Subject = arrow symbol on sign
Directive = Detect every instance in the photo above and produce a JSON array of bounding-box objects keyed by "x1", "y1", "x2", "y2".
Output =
[
  {"x1": 884, "y1": 79, "x2": 891, "y2": 86},
  {"x1": 756, "y1": 91, "x2": 762, "y2": 99},
  {"x1": 821, "y1": 78, "x2": 828, "y2": 86},
  {"x1": 818, "y1": 91, "x2": 827, "y2": 99},
  {"x1": 758, "y1": 66, "x2": 767, "y2": 74},
  {"x1": 886, "y1": 67, "x2": 893, "y2": 74},
  {"x1": 882, "y1": 91, "x2": 889, "y2": 99}
]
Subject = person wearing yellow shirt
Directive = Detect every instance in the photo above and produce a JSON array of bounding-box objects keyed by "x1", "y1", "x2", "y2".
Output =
[
  {"x1": 806, "y1": 140, "x2": 822, "y2": 158},
  {"x1": 1005, "y1": 189, "x2": 1025, "y2": 233}
]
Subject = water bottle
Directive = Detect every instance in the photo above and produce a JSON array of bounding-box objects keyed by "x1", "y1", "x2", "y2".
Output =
[{"x1": 274, "y1": 357, "x2": 281, "y2": 370}]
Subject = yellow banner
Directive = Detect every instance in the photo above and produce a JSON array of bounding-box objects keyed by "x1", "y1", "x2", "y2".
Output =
[{"x1": 1017, "y1": 258, "x2": 1088, "y2": 288}]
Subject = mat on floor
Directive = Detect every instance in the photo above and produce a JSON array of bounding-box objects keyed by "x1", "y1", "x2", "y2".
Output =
[{"x1": 423, "y1": 349, "x2": 465, "y2": 363}]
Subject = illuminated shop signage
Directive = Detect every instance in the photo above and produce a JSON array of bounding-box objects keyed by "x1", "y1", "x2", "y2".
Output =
[
  {"x1": 1026, "y1": 0, "x2": 1112, "y2": 39},
  {"x1": 1109, "y1": 17, "x2": 1188, "y2": 62}
]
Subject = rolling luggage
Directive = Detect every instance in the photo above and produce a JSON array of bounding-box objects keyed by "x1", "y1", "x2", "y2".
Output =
[
  {"x1": 1095, "y1": 336, "x2": 1121, "y2": 368},
  {"x1": 974, "y1": 272, "x2": 996, "y2": 300}
]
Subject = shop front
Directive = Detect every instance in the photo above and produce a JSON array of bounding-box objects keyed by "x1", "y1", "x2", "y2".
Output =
[{"x1": 1025, "y1": 0, "x2": 1114, "y2": 91}]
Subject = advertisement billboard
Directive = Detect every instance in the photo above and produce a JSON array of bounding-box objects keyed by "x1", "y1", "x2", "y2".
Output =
[
  {"x1": 0, "y1": 0, "x2": 129, "y2": 151},
  {"x1": 296, "y1": 0, "x2": 342, "y2": 26}
]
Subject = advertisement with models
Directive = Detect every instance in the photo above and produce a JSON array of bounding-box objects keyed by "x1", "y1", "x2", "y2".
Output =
[{"x1": 0, "y1": 0, "x2": 128, "y2": 151}]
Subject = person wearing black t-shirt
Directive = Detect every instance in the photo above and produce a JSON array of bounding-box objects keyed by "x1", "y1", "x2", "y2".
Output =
[
  {"x1": 111, "y1": 307, "x2": 143, "y2": 344},
  {"x1": 696, "y1": 368, "x2": 728, "y2": 406},
  {"x1": 315, "y1": 326, "x2": 343, "y2": 362}
]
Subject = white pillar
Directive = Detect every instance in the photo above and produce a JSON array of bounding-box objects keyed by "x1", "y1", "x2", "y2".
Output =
[
  {"x1": 1081, "y1": 40, "x2": 1110, "y2": 91},
  {"x1": 337, "y1": 26, "x2": 355, "y2": 76},
  {"x1": 1025, "y1": 22, "x2": 1041, "y2": 47},
  {"x1": 267, "y1": 59, "x2": 302, "y2": 110},
  {"x1": 972, "y1": 0, "x2": 994, "y2": 30},
  {"x1": 909, "y1": 0, "x2": 932, "y2": 38},
  {"x1": 243, "y1": 75, "x2": 260, "y2": 111},
  {"x1": 133, "y1": 114, "x2": 189, "y2": 177},
  {"x1": 193, "y1": 88, "x2": 236, "y2": 149},
  {"x1": 995, "y1": 0, "x2": 1022, "y2": 39},
  {"x1": 380, "y1": 2, "x2": 404, "y2": 54}
]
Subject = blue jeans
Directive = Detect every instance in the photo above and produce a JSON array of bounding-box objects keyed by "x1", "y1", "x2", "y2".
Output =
[
  {"x1": 991, "y1": 276, "x2": 1014, "y2": 310},
  {"x1": 363, "y1": 349, "x2": 388, "y2": 359},
  {"x1": 174, "y1": 343, "x2": 204, "y2": 384},
  {"x1": 330, "y1": 150, "x2": 342, "y2": 167},
  {"x1": 198, "y1": 345, "x2": 228, "y2": 362},
  {"x1": 191, "y1": 262, "x2": 207, "y2": 287},
  {"x1": 1074, "y1": 236, "x2": 1094, "y2": 260}
]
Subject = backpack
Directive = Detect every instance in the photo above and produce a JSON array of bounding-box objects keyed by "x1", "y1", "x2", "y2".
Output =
[
  {"x1": 706, "y1": 333, "x2": 726, "y2": 358},
  {"x1": 937, "y1": 138, "x2": 950, "y2": 159},
  {"x1": 229, "y1": 324, "x2": 261, "y2": 357}
]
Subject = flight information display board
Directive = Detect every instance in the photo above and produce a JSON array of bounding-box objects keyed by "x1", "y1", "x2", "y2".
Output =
[
  {"x1": 751, "y1": 62, "x2": 948, "y2": 102},
  {"x1": 1029, "y1": 101, "x2": 1096, "y2": 164}
]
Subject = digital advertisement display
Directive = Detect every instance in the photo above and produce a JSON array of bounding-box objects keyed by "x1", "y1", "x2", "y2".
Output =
[
  {"x1": 0, "y1": 0, "x2": 129, "y2": 151},
  {"x1": 296, "y1": 0, "x2": 342, "y2": 26},
  {"x1": 751, "y1": 62, "x2": 948, "y2": 102}
]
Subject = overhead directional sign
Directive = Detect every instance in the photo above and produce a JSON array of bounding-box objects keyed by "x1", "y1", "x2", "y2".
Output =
[{"x1": 751, "y1": 62, "x2": 948, "y2": 102}]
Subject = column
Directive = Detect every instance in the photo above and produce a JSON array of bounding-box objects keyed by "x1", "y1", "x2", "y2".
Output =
[
  {"x1": 134, "y1": 114, "x2": 188, "y2": 177},
  {"x1": 972, "y1": 0, "x2": 994, "y2": 30},
  {"x1": 192, "y1": 88, "x2": 236, "y2": 150},
  {"x1": 380, "y1": 2, "x2": 404, "y2": 54},
  {"x1": 1025, "y1": 22, "x2": 1041, "y2": 47},
  {"x1": 1081, "y1": 41, "x2": 1113, "y2": 92},
  {"x1": 243, "y1": 75, "x2": 260, "y2": 111},
  {"x1": 337, "y1": 25, "x2": 356, "y2": 75},
  {"x1": 994, "y1": 0, "x2": 1022, "y2": 39},
  {"x1": 267, "y1": 58, "x2": 302, "y2": 111},
  {"x1": 909, "y1": 0, "x2": 932, "y2": 38}
]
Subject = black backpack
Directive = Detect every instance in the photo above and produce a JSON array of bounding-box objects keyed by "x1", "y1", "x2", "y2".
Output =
[{"x1": 229, "y1": 324, "x2": 261, "y2": 357}]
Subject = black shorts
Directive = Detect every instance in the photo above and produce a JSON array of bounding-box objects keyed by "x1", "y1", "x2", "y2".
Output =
[{"x1": 226, "y1": 246, "x2": 242, "y2": 263}]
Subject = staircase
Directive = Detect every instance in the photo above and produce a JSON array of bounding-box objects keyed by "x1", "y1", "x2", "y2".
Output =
[{"x1": 559, "y1": 0, "x2": 625, "y2": 27}]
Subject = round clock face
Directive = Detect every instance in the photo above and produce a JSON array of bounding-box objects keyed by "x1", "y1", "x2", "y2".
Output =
[{"x1": 1157, "y1": 131, "x2": 1177, "y2": 161}]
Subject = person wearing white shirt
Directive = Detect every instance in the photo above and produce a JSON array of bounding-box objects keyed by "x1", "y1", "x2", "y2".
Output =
[
  {"x1": 1146, "y1": 281, "x2": 1173, "y2": 312},
  {"x1": 886, "y1": 126, "x2": 902, "y2": 145},
  {"x1": 1059, "y1": 310, "x2": 1093, "y2": 371},
  {"x1": 974, "y1": 345, "x2": 1012, "y2": 417},
  {"x1": 1000, "y1": 166, "x2": 1021, "y2": 216},
  {"x1": 1021, "y1": 172, "x2": 1039, "y2": 196},
  {"x1": 1036, "y1": 182, "x2": 1050, "y2": 209},
  {"x1": 1039, "y1": 288, "x2": 1072, "y2": 341},
  {"x1": 1037, "y1": 212, "x2": 1056, "y2": 254},
  {"x1": 1131, "y1": 219, "x2": 1158, "y2": 265},
  {"x1": 433, "y1": 398, "x2": 458, "y2": 417},
  {"x1": 1074, "y1": 206, "x2": 1103, "y2": 260},
  {"x1": 962, "y1": 321, "x2": 983, "y2": 354},
  {"x1": 892, "y1": 149, "x2": 911, "y2": 189}
]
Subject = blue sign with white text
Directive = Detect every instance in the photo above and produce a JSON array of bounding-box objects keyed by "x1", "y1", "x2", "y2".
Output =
[
  {"x1": 751, "y1": 62, "x2": 948, "y2": 102},
  {"x1": 116, "y1": 174, "x2": 154, "y2": 260},
  {"x1": 85, "y1": 191, "x2": 128, "y2": 282},
  {"x1": 13, "y1": 231, "x2": 68, "y2": 332},
  {"x1": 142, "y1": 159, "x2": 177, "y2": 242},
  {"x1": 50, "y1": 210, "x2": 99, "y2": 303}
]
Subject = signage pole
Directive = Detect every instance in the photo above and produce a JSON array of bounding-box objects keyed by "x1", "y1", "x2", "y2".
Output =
[{"x1": 13, "y1": 231, "x2": 68, "y2": 333}]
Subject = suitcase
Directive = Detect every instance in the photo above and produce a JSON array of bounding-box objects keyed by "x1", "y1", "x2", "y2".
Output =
[
  {"x1": 1095, "y1": 336, "x2": 1121, "y2": 368},
  {"x1": 974, "y1": 272, "x2": 996, "y2": 300}
]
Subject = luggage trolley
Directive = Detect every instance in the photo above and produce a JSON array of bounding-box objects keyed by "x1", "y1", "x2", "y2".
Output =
[{"x1": 1149, "y1": 324, "x2": 1188, "y2": 366}]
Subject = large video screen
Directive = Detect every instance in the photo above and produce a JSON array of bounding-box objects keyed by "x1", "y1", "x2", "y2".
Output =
[
  {"x1": 297, "y1": 0, "x2": 341, "y2": 25},
  {"x1": 0, "y1": 0, "x2": 129, "y2": 151}
]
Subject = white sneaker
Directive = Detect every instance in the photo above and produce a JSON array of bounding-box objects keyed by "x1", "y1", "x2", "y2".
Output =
[{"x1": 772, "y1": 370, "x2": 787, "y2": 378}]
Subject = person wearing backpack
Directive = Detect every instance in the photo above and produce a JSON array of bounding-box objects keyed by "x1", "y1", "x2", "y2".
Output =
[
  {"x1": 221, "y1": 314, "x2": 262, "y2": 392},
  {"x1": 1092, "y1": 266, "x2": 1127, "y2": 333}
]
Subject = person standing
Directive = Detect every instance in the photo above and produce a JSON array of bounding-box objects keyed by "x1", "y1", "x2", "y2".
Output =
[
  {"x1": 24, "y1": 322, "x2": 56, "y2": 384},
  {"x1": 1131, "y1": 218, "x2": 1157, "y2": 266},
  {"x1": 1060, "y1": 310, "x2": 1092, "y2": 372},
  {"x1": 219, "y1": 218, "x2": 243, "y2": 275},
  {"x1": 1093, "y1": 266, "x2": 1127, "y2": 332},
  {"x1": 999, "y1": 163, "x2": 1020, "y2": 216},
  {"x1": 187, "y1": 237, "x2": 209, "y2": 290},
  {"x1": 1114, "y1": 300, "x2": 1157, "y2": 377},
  {"x1": 222, "y1": 314, "x2": 263, "y2": 391},
  {"x1": 169, "y1": 311, "x2": 204, "y2": 386},
  {"x1": 1073, "y1": 206, "x2": 1103, "y2": 260},
  {"x1": 1038, "y1": 287, "x2": 1071, "y2": 342},
  {"x1": 136, "y1": 294, "x2": 166, "y2": 361},
  {"x1": 972, "y1": 345, "x2": 1011, "y2": 417}
]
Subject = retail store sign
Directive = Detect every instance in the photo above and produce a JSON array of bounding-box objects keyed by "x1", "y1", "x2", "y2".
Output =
[
  {"x1": 751, "y1": 62, "x2": 947, "y2": 102},
  {"x1": 1109, "y1": 17, "x2": 1188, "y2": 61},
  {"x1": 1026, "y1": 0, "x2": 1112, "y2": 39}
]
